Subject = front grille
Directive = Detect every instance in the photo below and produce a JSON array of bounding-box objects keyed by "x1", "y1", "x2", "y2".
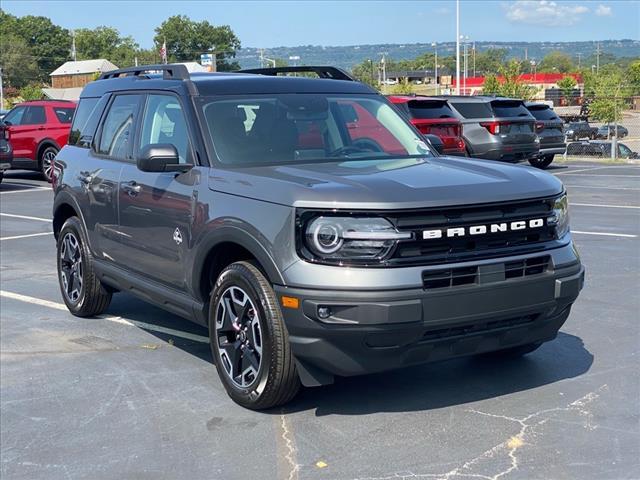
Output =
[
  {"x1": 421, "y1": 314, "x2": 539, "y2": 342},
  {"x1": 389, "y1": 197, "x2": 560, "y2": 266},
  {"x1": 422, "y1": 255, "x2": 550, "y2": 289}
]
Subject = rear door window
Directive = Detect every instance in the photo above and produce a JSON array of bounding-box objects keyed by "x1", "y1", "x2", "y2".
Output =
[
  {"x1": 407, "y1": 100, "x2": 455, "y2": 119},
  {"x1": 490, "y1": 101, "x2": 531, "y2": 118},
  {"x1": 97, "y1": 94, "x2": 142, "y2": 160},
  {"x1": 69, "y1": 98, "x2": 100, "y2": 146},
  {"x1": 449, "y1": 102, "x2": 492, "y2": 119},
  {"x1": 22, "y1": 106, "x2": 46, "y2": 125}
]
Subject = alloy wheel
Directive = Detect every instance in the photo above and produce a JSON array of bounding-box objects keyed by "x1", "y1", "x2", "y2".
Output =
[
  {"x1": 59, "y1": 232, "x2": 83, "y2": 303},
  {"x1": 42, "y1": 149, "x2": 56, "y2": 181},
  {"x1": 215, "y1": 286, "x2": 263, "y2": 388}
]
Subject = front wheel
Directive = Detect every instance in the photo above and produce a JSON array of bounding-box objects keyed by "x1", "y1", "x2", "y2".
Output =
[
  {"x1": 40, "y1": 146, "x2": 58, "y2": 182},
  {"x1": 57, "y1": 217, "x2": 112, "y2": 316},
  {"x1": 528, "y1": 155, "x2": 554, "y2": 169},
  {"x1": 209, "y1": 261, "x2": 300, "y2": 409}
]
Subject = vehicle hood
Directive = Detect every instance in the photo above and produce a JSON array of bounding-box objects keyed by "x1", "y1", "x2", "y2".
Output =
[{"x1": 208, "y1": 156, "x2": 564, "y2": 209}]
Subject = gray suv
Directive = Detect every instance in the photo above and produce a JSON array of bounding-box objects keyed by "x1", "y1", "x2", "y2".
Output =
[
  {"x1": 525, "y1": 102, "x2": 566, "y2": 169},
  {"x1": 440, "y1": 96, "x2": 540, "y2": 163},
  {"x1": 53, "y1": 65, "x2": 584, "y2": 409}
]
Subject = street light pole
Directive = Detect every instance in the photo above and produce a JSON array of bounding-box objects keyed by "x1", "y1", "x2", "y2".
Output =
[
  {"x1": 432, "y1": 42, "x2": 438, "y2": 95},
  {"x1": 455, "y1": 0, "x2": 460, "y2": 95}
]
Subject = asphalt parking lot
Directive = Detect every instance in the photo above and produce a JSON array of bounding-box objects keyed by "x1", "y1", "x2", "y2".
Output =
[{"x1": 1, "y1": 163, "x2": 639, "y2": 480}]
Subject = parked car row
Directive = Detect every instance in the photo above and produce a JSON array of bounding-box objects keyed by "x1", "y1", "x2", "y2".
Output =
[
  {"x1": 566, "y1": 140, "x2": 638, "y2": 159},
  {"x1": 388, "y1": 94, "x2": 566, "y2": 169},
  {"x1": 0, "y1": 100, "x2": 76, "y2": 182}
]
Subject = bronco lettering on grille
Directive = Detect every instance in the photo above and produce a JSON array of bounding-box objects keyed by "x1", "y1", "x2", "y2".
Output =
[{"x1": 422, "y1": 218, "x2": 545, "y2": 240}]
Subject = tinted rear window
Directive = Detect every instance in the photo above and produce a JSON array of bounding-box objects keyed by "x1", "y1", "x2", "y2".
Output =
[
  {"x1": 449, "y1": 102, "x2": 492, "y2": 119},
  {"x1": 491, "y1": 101, "x2": 531, "y2": 118},
  {"x1": 53, "y1": 107, "x2": 75, "y2": 124},
  {"x1": 69, "y1": 98, "x2": 100, "y2": 146},
  {"x1": 407, "y1": 100, "x2": 455, "y2": 119},
  {"x1": 527, "y1": 106, "x2": 558, "y2": 121}
]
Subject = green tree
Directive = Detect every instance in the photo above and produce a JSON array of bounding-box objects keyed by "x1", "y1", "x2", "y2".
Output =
[
  {"x1": 388, "y1": 78, "x2": 414, "y2": 95},
  {"x1": 75, "y1": 26, "x2": 139, "y2": 67},
  {"x1": 482, "y1": 74, "x2": 501, "y2": 95},
  {"x1": 557, "y1": 76, "x2": 578, "y2": 99},
  {"x1": 588, "y1": 71, "x2": 625, "y2": 123},
  {"x1": 19, "y1": 84, "x2": 43, "y2": 101},
  {"x1": 538, "y1": 51, "x2": 574, "y2": 73},
  {"x1": 13, "y1": 14, "x2": 71, "y2": 81},
  {"x1": 351, "y1": 59, "x2": 378, "y2": 88},
  {"x1": 474, "y1": 48, "x2": 507, "y2": 75},
  {"x1": 626, "y1": 60, "x2": 640, "y2": 95},
  {"x1": 153, "y1": 15, "x2": 241, "y2": 71},
  {"x1": 496, "y1": 60, "x2": 538, "y2": 100},
  {"x1": 0, "y1": 33, "x2": 39, "y2": 88}
]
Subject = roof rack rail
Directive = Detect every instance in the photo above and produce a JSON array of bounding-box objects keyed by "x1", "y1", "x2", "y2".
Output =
[
  {"x1": 236, "y1": 66, "x2": 354, "y2": 81},
  {"x1": 98, "y1": 64, "x2": 190, "y2": 81}
]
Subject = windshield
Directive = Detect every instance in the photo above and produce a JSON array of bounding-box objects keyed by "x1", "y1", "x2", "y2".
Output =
[{"x1": 198, "y1": 94, "x2": 433, "y2": 165}]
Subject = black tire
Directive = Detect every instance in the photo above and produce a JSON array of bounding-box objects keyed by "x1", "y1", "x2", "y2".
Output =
[
  {"x1": 0, "y1": 171, "x2": 3, "y2": 184},
  {"x1": 209, "y1": 261, "x2": 300, "y2": 409},
  {"x1": 57, "y1": 216, "x2": 112, "y2": 317},
  {"x1": 40, "y1": 145, "x2": 58, "y2": 182},
  {"x1": 480, "y1": 342, "x2": 543, "y2": 359},
  {"x1": 528, "y1": 154, "x2": 554, "y2": 169}
]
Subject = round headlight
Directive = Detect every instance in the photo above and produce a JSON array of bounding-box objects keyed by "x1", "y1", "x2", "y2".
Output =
[{"x1": 310, "y1": 218, "x2": 344, "y2": 254}]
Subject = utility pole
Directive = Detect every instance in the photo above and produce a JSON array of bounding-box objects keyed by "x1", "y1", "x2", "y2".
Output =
[
  {"x1": 576, "y1": 53, "x2": 582, "y2": 69},
  {"x1": 472, "y1": 41, "x2": 476, "y2": 77},
  {"x1": 455, "y1": 0, "x2": 460, "y2": 95},
  {"x1": 71, "y1": 30, "x2": 77, "y2": 61},
  {"x1": 432, "y1": 42, "x2": 438, "y2": 95},
  {"x1": 596, "y1": 42, "x2": 600, "y2": 74},
  {"x1": 0, "y1": 67, "x2": 4, "y2": 110},
  {"x1": 259, "y1": 48, "x2": 265, "y2": 68}
]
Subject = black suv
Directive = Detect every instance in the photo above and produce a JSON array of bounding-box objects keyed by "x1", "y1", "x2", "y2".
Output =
[
  {"x1": 437, "y1": 95, "x2": 540, "y2": 163},
  {"x1": 53, "y1": 65, "x2": 584, "y2": 409},
  {"x1": 525, "y1": 102, "x2": 566, "y2": 169},
  {"x1": 565, "y1": 121, "x2": 598, "y2": 141}
]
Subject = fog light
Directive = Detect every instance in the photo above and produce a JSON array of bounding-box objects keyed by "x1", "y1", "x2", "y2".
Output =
[{"x1": 317, "y1": 306, "x2": 332, "y2": 319}]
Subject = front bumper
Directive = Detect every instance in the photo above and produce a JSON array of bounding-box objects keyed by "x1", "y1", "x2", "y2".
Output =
[{"x1": 276, "y1": 255, "x2": 584, "y2": 386}]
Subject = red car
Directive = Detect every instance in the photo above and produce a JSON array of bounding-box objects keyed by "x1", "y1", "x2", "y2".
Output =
[
  {"x1": 1, "y1": 100, "x2": 76, "y2": 181},
  {"x1": 387, "y1": 95, "x2": 466, "y2": 156}
]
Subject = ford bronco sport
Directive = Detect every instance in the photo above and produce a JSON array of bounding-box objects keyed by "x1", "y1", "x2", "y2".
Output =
[{"x1": 53, "y1": 65, "x2": 584, "y2": 409}]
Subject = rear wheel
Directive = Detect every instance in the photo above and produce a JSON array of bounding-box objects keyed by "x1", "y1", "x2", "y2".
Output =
[
  {"x1": 528, "y1": 154, "x2": 554, "y2": 169},
  {"x1": 209, "y1": 261, "x2": 300, "y2": 409},
  {"x1": 0, "y1": 172, "x2": 3, "y2": 184},
  {"x1": 57, "y1": 217, "x2": 112, "y2": 316},
  {"x1": 40, "y1": 146, "x2": 58, "y2": 182}
]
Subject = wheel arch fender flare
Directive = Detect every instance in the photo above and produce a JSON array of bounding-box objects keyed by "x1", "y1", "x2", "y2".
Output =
[
  {"x1": 52, "y1": 191, "x2": 88, "y2": 240},
  {"x1": 37, "y1": 139, "x2": 62, "y2": 163},
  {"x1": 191, "y1": 226, "x2": 286, "y2": 301}
]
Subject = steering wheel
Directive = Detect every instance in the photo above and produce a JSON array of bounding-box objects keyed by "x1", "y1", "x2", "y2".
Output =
[{"x1": 328, "y1": 138, "x2": 384, "y2": 157}]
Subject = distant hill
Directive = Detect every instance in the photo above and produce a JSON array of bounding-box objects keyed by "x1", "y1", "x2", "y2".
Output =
[{"x1": 236, "y1": 40, "x2": 640, "y2": 70}]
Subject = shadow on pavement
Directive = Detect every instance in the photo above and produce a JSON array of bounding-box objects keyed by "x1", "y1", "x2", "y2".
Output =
[{"x1": 106, "y1": 293, "x2": 593, "y2": 416}]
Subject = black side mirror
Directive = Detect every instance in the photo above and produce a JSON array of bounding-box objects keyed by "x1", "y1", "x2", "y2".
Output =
[
  {"x1": 137, "y1": 144, "x2": 193, "y2": 173},
  {"x1": 423, "y1": 134, "x2": 444, "y2": 155}
]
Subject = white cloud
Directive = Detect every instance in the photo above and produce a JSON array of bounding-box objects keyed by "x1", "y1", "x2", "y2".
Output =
[
  {"x1": 505, "y1": 1, "x2": 590, "y2": 26},
  {"x1": 595, "y1": 4, "x2": 613, "y2": 16}
]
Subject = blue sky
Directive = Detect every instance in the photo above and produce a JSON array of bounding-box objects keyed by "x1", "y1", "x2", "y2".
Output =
[{"x1": 3, "y1": 1, "x2": 639, "y2": 48}]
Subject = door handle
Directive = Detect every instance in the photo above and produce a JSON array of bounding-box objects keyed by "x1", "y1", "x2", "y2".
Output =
[{"x1": 122, "y1": 181, "x2": 141, "y2": 195}]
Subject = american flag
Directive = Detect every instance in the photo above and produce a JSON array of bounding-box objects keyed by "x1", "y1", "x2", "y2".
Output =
[{"x1": 160, "y1": 41, "x2": 167, "y2": 64}]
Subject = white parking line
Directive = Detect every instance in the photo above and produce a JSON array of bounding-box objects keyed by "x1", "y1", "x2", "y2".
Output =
[
  {"x1": 0, "y1": 184, "x2": 51, "y2": 194},
  {"x1": 559, "y1": 174, "x2": 640, "y2": 178},
  {"x1": 0, "y1": 290, "x2": 209, "y2": 344},
  {"x1": 572, "y1": 231, "x2": 637, "y2": 238},
  {"x1": 0, "y1": 213, "x2": 52, "y2": 222},
  {"x1": 1, "y1": 232, "x2": 53, "y2": 241},
  {"x1": 570, "y1": 202, "x2": 640, "y2": 209}
]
